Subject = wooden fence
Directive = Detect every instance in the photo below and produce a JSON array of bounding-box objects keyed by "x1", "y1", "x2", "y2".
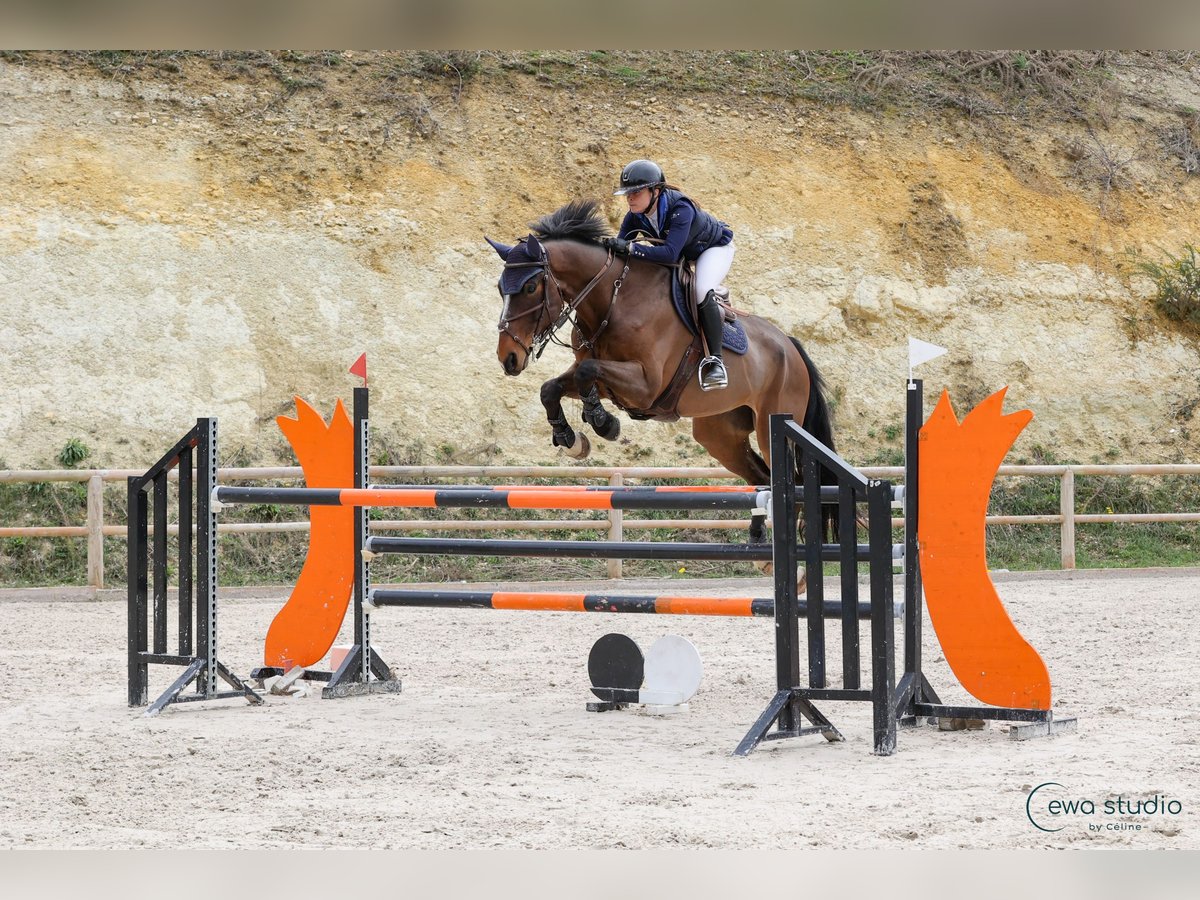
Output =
[{"x1": 3, "y1": 462, "x2": 1200, "y2": 588}]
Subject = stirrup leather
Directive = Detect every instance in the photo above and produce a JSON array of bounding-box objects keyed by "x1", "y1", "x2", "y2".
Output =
[{"x1": 698, "y1": 356, "x2": 728, "y2": 391}]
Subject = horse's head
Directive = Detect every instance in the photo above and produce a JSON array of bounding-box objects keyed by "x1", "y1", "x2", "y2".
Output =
[
  {"x1": 487, "y1": 234, "x2": 561, "y2": 376},
  {"x1": 488, "y1": 200, "x2": 615, "y2": 376}
]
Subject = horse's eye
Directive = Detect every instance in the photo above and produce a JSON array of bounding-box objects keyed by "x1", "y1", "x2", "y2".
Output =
[{"x1": 525, "y1": 280, "x2": 538, "y2": 294}]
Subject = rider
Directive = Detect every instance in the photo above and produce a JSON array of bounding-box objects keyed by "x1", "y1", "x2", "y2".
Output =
[{"x1": 603, "y1": 159, "x2": 735, "y2": 392}]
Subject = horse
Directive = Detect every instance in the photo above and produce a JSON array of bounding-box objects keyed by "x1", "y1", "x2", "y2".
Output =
[{"x1": 486, "y1": 199, "x2": 836, "y2": 552}]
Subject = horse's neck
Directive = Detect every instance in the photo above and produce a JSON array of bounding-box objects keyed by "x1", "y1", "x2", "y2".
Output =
[
  {"x1": 553, "y1": 243, "x2": 665, "y2": 334},
  {"x1": 552, "y1": 244, "x2": 614, "y2": 328}
]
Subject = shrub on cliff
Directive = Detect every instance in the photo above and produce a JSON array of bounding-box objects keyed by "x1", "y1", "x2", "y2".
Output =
[{"x1": 1134, "y1": 244, "x2": 1200, "y2": 330}]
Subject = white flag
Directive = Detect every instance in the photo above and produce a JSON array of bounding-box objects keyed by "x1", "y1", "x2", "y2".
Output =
[{"x1": 908, "y1": 337, "x2": 948, "y2": 370}]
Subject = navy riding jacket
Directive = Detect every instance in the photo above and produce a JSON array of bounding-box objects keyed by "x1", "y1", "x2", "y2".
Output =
[{"x1": 616, "y1": 188, "x2": 733, "y2": 264}]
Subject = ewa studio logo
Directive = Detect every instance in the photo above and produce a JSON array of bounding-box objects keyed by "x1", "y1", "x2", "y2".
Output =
[{"x1": 1025, "y1": 782, "x2": 1183, "y2": 834}]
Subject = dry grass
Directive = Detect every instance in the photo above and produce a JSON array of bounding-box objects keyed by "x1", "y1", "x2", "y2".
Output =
[{"x1": 2, "y1": 50, "x2": 1189, "y2": 123}]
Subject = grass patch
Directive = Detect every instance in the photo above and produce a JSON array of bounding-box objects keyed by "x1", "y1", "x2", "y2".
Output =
[
  {"x1": 1130, "y1": 243, "x2": 1200, "y2": 334},
  {"x1": 985, "y1": 470, "x2": 1200, "y2": 570},
  {"x1": 1, "y1": 480, "x2": 95, "y2": 587}
]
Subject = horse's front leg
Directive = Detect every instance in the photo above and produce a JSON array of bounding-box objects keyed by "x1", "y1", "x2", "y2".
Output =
[
  {"x1": 572, "y1": 358, "x2": 650, "y2": 442},
  {"x1": 540, "y1": 368, "x2": 591, "y2": 459}
]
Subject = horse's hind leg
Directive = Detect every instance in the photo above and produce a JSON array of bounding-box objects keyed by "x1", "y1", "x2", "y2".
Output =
[
  {"x1": 691, "y1": 409, "x2": 775, "y2": 563},
  {"x1": 540, "y1": 369, "x2": 591, "y2": 459},
  {"x1": 692, "y1": 408, "x2": 770, "y2": 484},
  {"x1": 693, "y1": 410, "x2": 809, "y2": 592}
]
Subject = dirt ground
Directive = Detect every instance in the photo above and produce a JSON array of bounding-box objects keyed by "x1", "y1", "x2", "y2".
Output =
[{"x1": 0, "y1": 567, "x2": 1195, "y2": 850}]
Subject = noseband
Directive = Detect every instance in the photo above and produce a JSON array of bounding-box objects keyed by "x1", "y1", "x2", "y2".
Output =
[{"x1": 497, "y1": 243, "x2": 628, "y2": 361}]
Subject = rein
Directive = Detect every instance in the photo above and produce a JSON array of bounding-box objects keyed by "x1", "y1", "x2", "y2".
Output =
[{"x1": 499, "y1": 245, "x2": 630, "y2": 360}]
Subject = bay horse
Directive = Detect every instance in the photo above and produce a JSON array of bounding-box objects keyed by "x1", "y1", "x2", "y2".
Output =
[{"x1": 486, "y1": 199, "x2": 836, "y2": 551}]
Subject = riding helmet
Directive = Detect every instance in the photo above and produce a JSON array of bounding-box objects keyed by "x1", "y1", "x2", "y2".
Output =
[{"x1": 614, "y1": 159, "x2": 665, "y2": 195}]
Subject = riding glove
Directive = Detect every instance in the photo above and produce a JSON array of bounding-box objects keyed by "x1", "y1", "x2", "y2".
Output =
[{"x1": 602, "y1": 236, "x2": 630, "y2": 255}]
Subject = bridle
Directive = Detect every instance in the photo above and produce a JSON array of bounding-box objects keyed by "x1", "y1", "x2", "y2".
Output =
[{"x1": 497, "y1": 241, "x2": 630, "y2": 362}]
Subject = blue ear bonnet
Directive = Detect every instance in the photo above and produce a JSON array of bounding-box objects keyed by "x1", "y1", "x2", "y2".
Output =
[{"x1": 499, "y1": 240, "x2": 543, "y2": 295}]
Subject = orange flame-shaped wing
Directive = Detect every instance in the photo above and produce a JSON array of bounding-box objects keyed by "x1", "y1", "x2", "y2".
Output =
[
  {"x1": 919, "y1": 388, "x2": 1051, "y2": 709},
  {"x1": 262, "y1": 397, "x2": 354, "y2": 669}
]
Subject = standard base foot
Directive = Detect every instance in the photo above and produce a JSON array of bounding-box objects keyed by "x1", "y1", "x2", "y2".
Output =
[
  {"x1": 586, "y1": 701, "x2": 629, "y2": 713},
  {"x1": 1008, "y1": 715, "x2": 1078, "y2": 740},
  {"x1": 937, "y1": 716, "x2": 989, "y2": 731},
  {"x1": 321, "y1": 678, "x2": 403, "y2": 699}
]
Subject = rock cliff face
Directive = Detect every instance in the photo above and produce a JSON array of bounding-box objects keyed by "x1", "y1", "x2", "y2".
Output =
[{"x1": 2, "y1": 55, "x2": 1199, "y2": 470}]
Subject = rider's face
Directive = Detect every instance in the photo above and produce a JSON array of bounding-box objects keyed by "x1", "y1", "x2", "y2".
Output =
[{"x1": 625, "y1": 187, "x2": 654, "y2": 215}]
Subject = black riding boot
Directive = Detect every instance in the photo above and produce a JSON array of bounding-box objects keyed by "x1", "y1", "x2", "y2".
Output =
[{"x1": 698, "y1": 290, "x2": 728, "y2": 391}]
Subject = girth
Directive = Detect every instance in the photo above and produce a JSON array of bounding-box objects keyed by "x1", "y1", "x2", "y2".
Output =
[{"x1": 612, "y1": 330, "x2": 704, "y2": 423}]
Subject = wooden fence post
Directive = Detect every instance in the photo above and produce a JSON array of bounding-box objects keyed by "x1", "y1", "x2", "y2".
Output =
[
  {"x1": 87, "y1": 474, "x2": 105, "y2": 589},
  {"x1": 607, "y1": 472, "x2": 623, "y2": 579},
  {"x1": 1060, "y1": 469, "x2": 1076, "y2": 569}
]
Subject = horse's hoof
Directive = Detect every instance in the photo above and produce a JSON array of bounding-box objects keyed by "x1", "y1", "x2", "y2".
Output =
[
  {"x1": 796, "y1": 571, "x2": 807, "y2": 596},
  {"x1": 753, "y1": 560, "x2": 773, "y2": 577},
  {"x1": 749, "y1": 511, "x2": 769, "y2": 547},
  {"x1": 562, "y1": 431, "x2": 591, "y2": 460},
  {"x1": 595, "y1": 415, "x2": 621, "y2": 441}
]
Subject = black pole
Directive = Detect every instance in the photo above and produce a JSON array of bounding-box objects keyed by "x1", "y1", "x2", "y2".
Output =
[
  {"x1": 868, "y1": 479, "x2": 897, "y2": 756},
  {"x1": 363, "y1": 536, "x2": 880, "y2": 562},
  {"x1": 197, "y1": 417, "x2": 218, "y2": 697},
  {"x1": 152, "y1": 472, "x2": 168, "y2": 655},
  {"x1": 178, "y1": 446, "x2": 193, "y2": 656},
  {"x1": 801, "y1": 448, "x2": 825, "y2": 688},
  {"x1": 769, "y1": 414, "x2": 799, "y2": 723},
  {"x1": 838, "y1": 481, "x2": 861, "y2": 690},
  {"x1": 904, "y1": 379, "x2": 923, "y2": 687},
  {"x1": 126, "y1": 477, "x2": 149, "y2": 706},
  {"x1": 354, "y1": 385, "x2": 370, "y2": 682}
]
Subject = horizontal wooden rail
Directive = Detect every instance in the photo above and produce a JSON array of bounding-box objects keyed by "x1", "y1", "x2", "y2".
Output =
[{"x1": 3, "y1": 462, "x2": 1200, "y2": 587}]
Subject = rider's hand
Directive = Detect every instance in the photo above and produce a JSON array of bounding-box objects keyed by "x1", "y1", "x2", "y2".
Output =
[{"x1": 602, "y1": 236, "x2": 629, "y2": 256}]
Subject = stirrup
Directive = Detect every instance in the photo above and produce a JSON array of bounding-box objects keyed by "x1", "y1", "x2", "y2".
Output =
[{"x1": 698, "y1": 356, "x2": 728, "y2": 391}]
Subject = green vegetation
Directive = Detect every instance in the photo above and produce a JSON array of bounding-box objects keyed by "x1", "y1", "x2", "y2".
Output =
[
  {"x1": 57, "y1": 438, "x2": 90, "y2": 469},
  {"x1": 986, "y1": 465, "x2": 1200, "y2": 570},
  {"x1": 1131, "y1": 244, "x2": 1200, "y2": 332},
  {"x1": 3, "y1": 456, "x2": 1199, "y2": 588},
  {"x1": 1, "y1": 480, "x2": 94, "y2": 586}
]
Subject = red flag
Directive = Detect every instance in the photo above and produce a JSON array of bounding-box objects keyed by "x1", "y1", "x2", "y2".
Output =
[{"x1": 349, "y1": 353, "x2": 367, "y2": 385}]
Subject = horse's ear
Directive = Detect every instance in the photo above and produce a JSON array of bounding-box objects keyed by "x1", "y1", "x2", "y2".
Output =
[
  {"x1": 525, "y1": 234, "x2": 545, "y2": 259},
  {"x1": 485, "y1": 236, "x2": 513, "y2": 259}
]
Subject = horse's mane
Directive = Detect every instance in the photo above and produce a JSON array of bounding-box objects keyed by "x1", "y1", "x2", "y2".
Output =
[{"x1": 528, "y1": 199, "x2": 609, "y2": 243}]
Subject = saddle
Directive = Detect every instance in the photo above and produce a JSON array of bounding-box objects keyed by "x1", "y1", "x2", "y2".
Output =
[
  {"x1": 623, "y1": 231, "x2": 744, "y2": 339},
  {"x1": 677, "y1": 261, "x2": 737, "y2": 331}
]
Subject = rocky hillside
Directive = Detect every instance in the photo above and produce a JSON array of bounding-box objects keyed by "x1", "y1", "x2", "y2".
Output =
[{"x1": 2, "y1": 51, "x2": 1199, "y2": 471}]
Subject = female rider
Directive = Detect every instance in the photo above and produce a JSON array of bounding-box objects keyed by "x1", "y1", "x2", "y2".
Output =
[{"x1": 602, "y1": 159, "x2": 735, "y2": 391}]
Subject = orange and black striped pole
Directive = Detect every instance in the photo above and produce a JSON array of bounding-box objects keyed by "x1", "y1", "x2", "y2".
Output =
[
  {"x1": 364, "y1": 588, "x2": 872, "y2": 619},
  {"x1": 366, "y1": 483, "x2": 766, "y2": 493},
  {"x1": 213, "y1": 485, "x2": 772, "y2": 511}
]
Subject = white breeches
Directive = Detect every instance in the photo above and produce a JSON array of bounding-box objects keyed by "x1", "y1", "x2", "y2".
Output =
[{"x1": 695, "y1": 242, "x2": 735, "y2": 300}]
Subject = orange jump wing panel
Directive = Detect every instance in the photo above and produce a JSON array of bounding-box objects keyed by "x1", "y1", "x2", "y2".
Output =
[
  {"x1": 262, "y1": 397, "x2": 355, "y2": 669},
  {"x1": 919, "y1": 388, "x2": 1051, "y2": 710}
]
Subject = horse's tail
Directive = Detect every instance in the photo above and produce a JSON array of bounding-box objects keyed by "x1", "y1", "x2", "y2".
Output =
[{"x1": 789, "y1": 336, "x2": 839, "y2": 543}]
